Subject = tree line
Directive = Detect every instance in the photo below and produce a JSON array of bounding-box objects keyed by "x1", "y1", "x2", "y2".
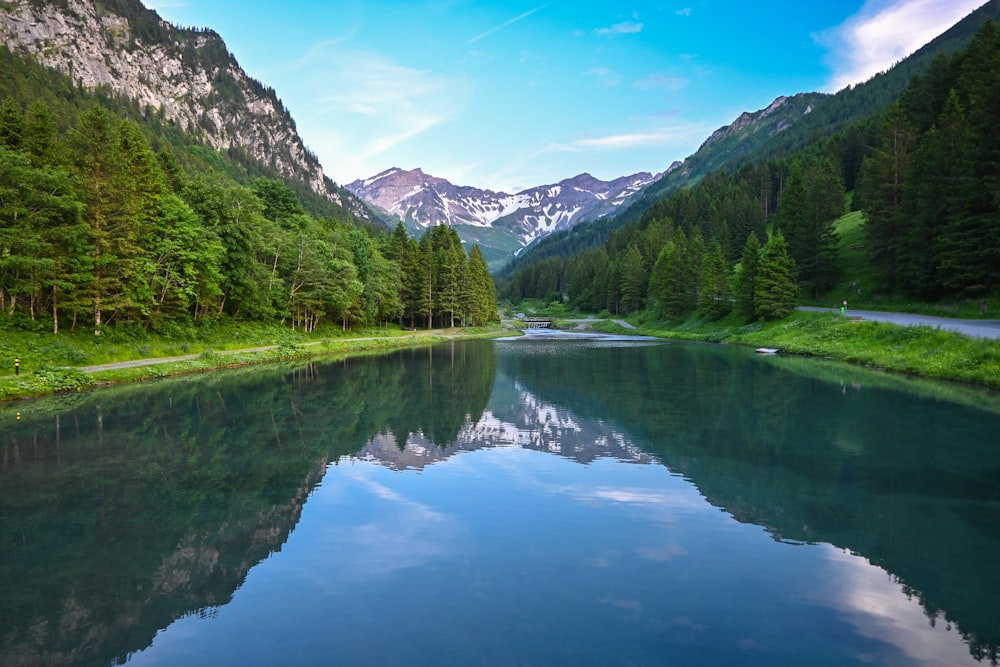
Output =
[
  {"x1": 0, "y1": 101, "x2": 497, "y2": 334},
  {"x1": 500, "y1": 22, "x2": 1000, "y2": 319},
  {"x1": 857, "y1": 22, "x2": 1000, "y2": 299}
]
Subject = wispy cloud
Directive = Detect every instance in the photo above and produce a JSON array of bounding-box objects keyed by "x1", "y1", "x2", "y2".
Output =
[
  {"x1": 566, "y1": 125, "x2": 711, "y2": 150},
  {"x1": 634, "y1": 73, "x2": 689, "y2": 91},
  {"x1": 820, "y1": 0, "x2": 984, "y2": 92},
  {"x1": 467, "y1": 4, "x2": 548, "y2": 44},
  {"x1": 584, "y1": 67, "x2": 623, "y2": 87},
  {"x1": 595, "y1": 20, "x2": 643, "y2": 38},
  {"x1": 283, "y1": 44, "x2": 465, "y2": 182},
  {"x1": 676, "y1": 8, "x2": 692, "y2": 17}
]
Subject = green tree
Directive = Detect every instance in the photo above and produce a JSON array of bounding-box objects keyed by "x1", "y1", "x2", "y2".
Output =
[
  {"x1": 755, "y1": 232, "x2": 797, "y2": 320},
  {"x1": 466, "y1": 244, "x2": 497, "y2": 325},
  {"x1": 733, "y1": 231, "x2": 761, "y2": 321},
  {"x1": 858, "y1": 104, "x2": 914, "y2": 288},
  {"x1": 698, "y1": 240, "x2": 731, "y2": 320},
  {"x1": 619, "y1": 244, "x2": 647, "y2": 314},
  {"x1": 144, "y1": 194, "x2": 224, "y2": 323},
  {"x1": 778, "y1": 159, "x2": 841, "y2": 297},
  {"x1": 0, "y1": 146, "x2": 87, "y2": 329}
]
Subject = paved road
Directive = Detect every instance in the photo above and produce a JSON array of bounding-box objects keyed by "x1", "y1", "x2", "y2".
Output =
[{"x1": 799, "y1": 307, "x2": 1000, "y2": 340}]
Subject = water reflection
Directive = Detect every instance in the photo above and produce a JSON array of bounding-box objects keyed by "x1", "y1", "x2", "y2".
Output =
[{"x1": 1, "y1": 338, "x2": 998, "y2": 665}]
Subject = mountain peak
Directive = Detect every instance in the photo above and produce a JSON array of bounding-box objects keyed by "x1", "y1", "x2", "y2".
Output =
[{"x1": 345, "y1": 169, "x2": 659, "y2": 266}]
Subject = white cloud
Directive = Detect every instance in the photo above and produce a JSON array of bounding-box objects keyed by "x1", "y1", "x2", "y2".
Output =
[
  {"x1": 595, "y1": 20, "x2": 643, "y2": 38},
  {"x1": 567, "y1": 124, "x2": 713, "y2": 150},
  {"x1": 283, "y1": 45, "x2": 465, "y2": 183},
  {"x1": 820, "y1": 0, "x2": 985, "y2": 92}
]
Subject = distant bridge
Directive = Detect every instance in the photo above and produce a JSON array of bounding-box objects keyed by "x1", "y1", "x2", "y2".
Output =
[{"x1": 523, "y1": 317, "x2": 553, "y2": 329}]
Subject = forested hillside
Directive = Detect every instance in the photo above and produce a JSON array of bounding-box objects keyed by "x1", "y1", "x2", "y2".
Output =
[
  {"x1": 500, "y1": 22, "x2": 1000, "y2": 321},
  {"x1": 0, "y1": 55, "x2": 497, "y2": 335},
  {"x1": 499, "y1": 1, "x2": 1000, "y2": 289}
]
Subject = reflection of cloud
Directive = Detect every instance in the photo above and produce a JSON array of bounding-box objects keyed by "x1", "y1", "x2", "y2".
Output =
[
  {"x1": 601, "y1": 597, "x2": 643, "y2": 614},
  {"x1": 635, "y1": 543, "x2": 687, "y2": 562},
  {"x1": 820, "y1": 0, "x2": 983, "y2": 91},
  {"x1": 821, "y1": 546, "x2": 982, "y2": 666},
  {"x1": 567, "y1": 486, "x2": 708, "y2": 520},
  {"x1": 310, "y1": 467, "x2": 462, "y2": 581}
]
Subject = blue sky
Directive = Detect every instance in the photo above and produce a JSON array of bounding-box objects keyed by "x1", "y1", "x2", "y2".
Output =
[{"x1": 144, "y1": 0, "x2": 984, "y2": 193}]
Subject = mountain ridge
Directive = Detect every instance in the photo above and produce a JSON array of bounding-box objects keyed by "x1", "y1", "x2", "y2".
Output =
[{"x1": 346, "y1": 167, "x2": 658, "y2": 266}]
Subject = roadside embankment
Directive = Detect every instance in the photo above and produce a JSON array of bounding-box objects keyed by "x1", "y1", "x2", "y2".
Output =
[{"x1": 566, "y1": 311, "x2": 1000, "y2": 389}]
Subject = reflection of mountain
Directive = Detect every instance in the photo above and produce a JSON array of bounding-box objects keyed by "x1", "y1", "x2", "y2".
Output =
[
  {"x1": 496, "y1": 339, "x2": 1000, "y2": 664},
  {"x1": 356, "y1": 377, "x2": 656, "y2": 470},
  {"x1": 4, "y1": 339, "x2": 999, "y2": 665},
  {"x1": 0, "y1": 342, "x2": 497, "y2": 666}
]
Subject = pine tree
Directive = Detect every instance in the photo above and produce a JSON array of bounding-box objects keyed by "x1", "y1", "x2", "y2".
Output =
[
  {"x1": 755, "y1": 232, "x2": 797, "y2": 320},
  {"x1": 466, "y1": 245, "x2": 496, "y2": 325},
  {"x1": 778, "y1": 158, "x2": 840, "y2": 297},
  {"x1": 930, "y1": 90, "x2": 985, "y2": 296},
  {"x1": 733, "y1": 231, "x2": 761, "y2": 321},
  {"x1": 858, "y1": 104, "x2": 914, "y2": 288},
  {"x1": 698, "y1": 240, "x2": 731, "y2": 320},
  {"x1": 619, "y1": 244, "x2": 646, "y2": 313}
]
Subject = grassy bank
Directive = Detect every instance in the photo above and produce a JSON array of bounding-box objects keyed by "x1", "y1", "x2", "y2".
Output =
[
  {"x1": 582, "y1": 310, "x2": 1000, "y2": 389},
  {"x1": 0, "y1": 323, "x2": 508, "y2": 402}
]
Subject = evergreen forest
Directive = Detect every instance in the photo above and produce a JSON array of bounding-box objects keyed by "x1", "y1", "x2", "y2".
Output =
[
  {"x1": 0, "y1": 54, "x2": 498, "y2": 337},
  {"x1": 499, "y1": 23, "x2": 1000, "y2": 322}
]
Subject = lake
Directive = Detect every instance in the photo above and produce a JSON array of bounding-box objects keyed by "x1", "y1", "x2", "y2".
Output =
[{"x1": 2, "y1": 333, "x2": 999, "y2": 666}]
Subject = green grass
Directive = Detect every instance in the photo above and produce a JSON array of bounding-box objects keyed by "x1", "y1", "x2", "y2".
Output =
[
  {"x1": 612, "y1": 310, "x2": 1000, "y2": 388},
  {"x1": 0, "y1": 320, "x2": 508, "y2": 402}
]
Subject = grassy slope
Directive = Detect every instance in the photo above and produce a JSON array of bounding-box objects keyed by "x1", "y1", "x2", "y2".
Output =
[{"x1": 810, "y1": 207, "x2": 1000, "y2": 317}]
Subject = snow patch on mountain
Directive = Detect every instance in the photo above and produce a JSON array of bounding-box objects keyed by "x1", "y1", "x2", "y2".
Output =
[{"x1": 346, "y1": 168, "x2": 659, "y2": 253}]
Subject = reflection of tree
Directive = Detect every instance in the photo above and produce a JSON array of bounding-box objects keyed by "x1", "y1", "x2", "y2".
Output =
[
  {"x1": 499, "y1": 340, "x2": 1000, "y2": 664},
  {"x1": 0, "y1": 341, "x2": 496, "y2": 666}
]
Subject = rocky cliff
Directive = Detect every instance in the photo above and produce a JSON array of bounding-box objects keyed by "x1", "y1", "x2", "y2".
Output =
[{"x1": 0, "y1": 0, "x2": 367, "y2": 217}]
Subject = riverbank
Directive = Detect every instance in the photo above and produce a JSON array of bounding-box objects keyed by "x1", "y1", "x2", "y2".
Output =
[
  {"x1": 568, "y1": 310, "x2": 1000, "y2": 389},
  {"x1": 0, "y1": 325, "x2": 510, "y2": 402}
]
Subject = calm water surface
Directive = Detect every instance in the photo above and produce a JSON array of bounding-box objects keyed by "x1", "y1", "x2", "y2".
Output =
[{"x1": 2, "y1": 334, "x2": 999, "y2": 666}]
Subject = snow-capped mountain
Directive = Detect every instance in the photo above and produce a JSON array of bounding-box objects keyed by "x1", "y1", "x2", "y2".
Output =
[{"x1": 346, "y1": 168, "x2": 658, "y2": 265}]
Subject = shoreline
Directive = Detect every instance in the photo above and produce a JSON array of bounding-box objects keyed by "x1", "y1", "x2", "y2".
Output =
[
  {"x1": 0, "y1": 327, "x2": 512, "y2": 403},
  {"x1": 4, "y1": 309, "x2": 999, "y2": 402},
  {"x1": 564, "y1": 312, "x2": 1000, "y2": 390}
]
